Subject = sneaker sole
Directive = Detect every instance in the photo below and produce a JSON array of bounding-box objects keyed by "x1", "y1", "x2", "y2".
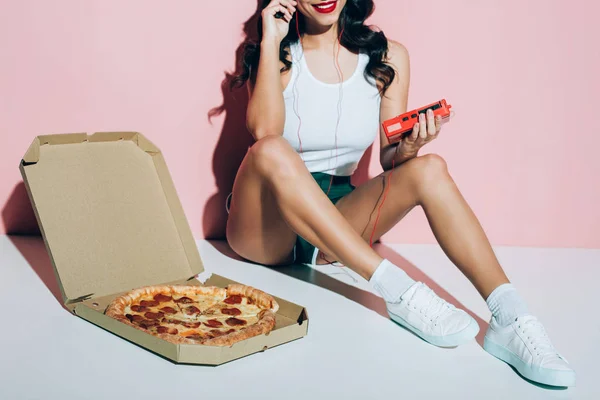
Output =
[
  {"x1": 483, "y1": 337, "x2": 576, "y2": 387},
  {"x1": 389, "y1": 312, "x2": 480, "y2": 347}
]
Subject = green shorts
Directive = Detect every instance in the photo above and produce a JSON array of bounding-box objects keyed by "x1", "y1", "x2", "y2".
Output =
[
  {"x1": 225, "y1": 172, "x2": 355, "y2": 265},
  {"x1": 294, "y1": 172, "x2": 355, "y2": 265}
]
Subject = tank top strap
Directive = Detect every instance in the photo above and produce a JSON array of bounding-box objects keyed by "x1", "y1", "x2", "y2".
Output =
[
  {"x1": 357, "y1": 52, "x2": 369, "y2": 68},
  {"x1": 288, "y1": 40, "x2": 303, "y2": 64}
]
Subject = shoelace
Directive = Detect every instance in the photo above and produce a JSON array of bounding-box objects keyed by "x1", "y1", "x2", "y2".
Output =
[
  {"x1": 517, "y1": 316, "x2": 564, "y2": 361},
  {"x1": 407, "y1": 284, "x2": 453, "y2": 324}
]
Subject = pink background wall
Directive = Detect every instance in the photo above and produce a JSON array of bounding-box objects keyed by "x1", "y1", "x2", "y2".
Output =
[{"x1": 1, "y1": 0, "x2": 599, "y2": 248}]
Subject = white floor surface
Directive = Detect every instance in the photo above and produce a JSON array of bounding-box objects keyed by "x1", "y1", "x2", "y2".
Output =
[{"x1": 0, "y1": 235, "x2": 598, "y2": 399}]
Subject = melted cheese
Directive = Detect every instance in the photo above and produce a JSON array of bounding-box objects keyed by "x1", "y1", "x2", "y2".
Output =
[{"x1": 125, "y1": 291, "x2": 265, "y2": 340}]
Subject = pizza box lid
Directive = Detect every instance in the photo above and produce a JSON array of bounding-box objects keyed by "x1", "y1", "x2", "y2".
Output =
[{"x1": 19, "y1": 132, "x2": 204, "y2": 305}]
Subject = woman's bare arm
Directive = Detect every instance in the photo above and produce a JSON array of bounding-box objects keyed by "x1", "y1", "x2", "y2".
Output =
[
  {"x1": 379, "y1": 40, "x2": 412, "y2": 170},
  {"x1": 246, "y1": 0, "x2": 296, "y2": 140}
]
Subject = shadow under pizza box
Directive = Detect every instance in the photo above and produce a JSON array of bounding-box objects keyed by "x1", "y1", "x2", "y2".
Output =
[{"x1": 19, "y1": 132, "x2": 308, "y2": 365}]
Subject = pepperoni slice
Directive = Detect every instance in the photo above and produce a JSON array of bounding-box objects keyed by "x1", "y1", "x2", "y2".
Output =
[
  {"x1": 223, "y1": 295, "x2": 242, "y2": 305},
  {"x1": 225, "y1": 317, "x2": 247, "y2": 326},
  {"x1": 153, "y1": 293, "x2": 172, "y2": 303},
  {"x1": 144, "y1": 311, "x2": 165, "y2": 320},
  {"x1": 221, "y1": 307, "x2": 242, "y2": 316},
  {"x1": 127, "y1": 314, "x2": 144, "y2": 322},
  {"x1": 130, "y1": 305, "x2": 148, "y2": 312},
  {"x1": 140, "y1": 300, "x2": 159, "y2": 307},
  {"x1": 159, "y1": 306, "x2": 177, "y2": 315},
  {"x1": 174, "y1": 296, "x2": 193, "y2": 304},
  {"x1": 162, "y1": 318, "x2": 184, "y2": 325},
  {"x1": 184, "y1": 306, "x2": 201, "y2": 315},
  {"x1": 157, "y1": 326, "x2": 179, "y2": 335},
  {"x1": 209, "y1": 328, "x2": 236, "y2": 338},
  {"x1": 139, "y1": 320, "x2": 159, "y2": 329},
  {"x1": 204, "y1": 319, "x2": 223, "y2": 328},
  {"x1": 208, "y1": 329, "x2": 225, "y2": 338},
  {"x1": 156, "y1": 326, "x2": 169, "y2": 334},
  {"x1": 182, "y1": 321, "x2": 201, "y2": 329}
]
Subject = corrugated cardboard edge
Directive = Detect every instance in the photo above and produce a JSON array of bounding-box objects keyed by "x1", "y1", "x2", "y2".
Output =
[
  {"x1": 148, "y1": 143, "x2": 203, "y2": 278},
  {"x1": 178, "y1": 321, "x2": 307, "y2": 364},
  {"x1": 21, "y1": 131, "x2": 158, "y2": 164},
  {"x1": 19, "y1": 154, "x2": 69, "y2": 303},
  {"x1": 19, "y1": 132, "x2": 205, "y2": 304},
  {"x1": 75, "y1": 274, "x2": 308, "y2": 365}
]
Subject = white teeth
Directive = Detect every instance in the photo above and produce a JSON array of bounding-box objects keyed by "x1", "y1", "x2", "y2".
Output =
[{"x1": 315, "y1": 2, "x2": 335, "y2": 9}]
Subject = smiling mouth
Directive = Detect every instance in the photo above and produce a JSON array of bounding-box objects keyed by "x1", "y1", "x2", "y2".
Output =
[{"x1": 312, "y1": 1, "x2": 337, "y2": 14}]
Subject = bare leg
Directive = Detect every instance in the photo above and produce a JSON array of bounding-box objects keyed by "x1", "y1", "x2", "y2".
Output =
[
  {"x1": 226, "y1": 136, "x2": 382, "y2": 276},
  {"x1": 328, "y1": 153, "x2": 509, "y2": 299}
]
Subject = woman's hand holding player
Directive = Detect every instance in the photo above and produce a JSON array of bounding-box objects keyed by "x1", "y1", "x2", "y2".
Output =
[{"x1": 397, "y1": 109, "x2": 454, "y2": 158}]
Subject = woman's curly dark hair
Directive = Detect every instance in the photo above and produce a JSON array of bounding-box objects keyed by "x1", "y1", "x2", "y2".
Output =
[{"x1": 231, "y1": 0, "x2": 396, "y2": 95}]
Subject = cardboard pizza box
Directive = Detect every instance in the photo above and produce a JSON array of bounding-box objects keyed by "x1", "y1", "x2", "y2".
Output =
[{"x1": 19, "y1": 132, "x2": 308, "y2": 365}]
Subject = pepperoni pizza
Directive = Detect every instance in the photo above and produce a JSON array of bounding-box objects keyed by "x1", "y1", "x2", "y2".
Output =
[{"x1": 105, "y1": 283, "x2": 279, "y2": 346}]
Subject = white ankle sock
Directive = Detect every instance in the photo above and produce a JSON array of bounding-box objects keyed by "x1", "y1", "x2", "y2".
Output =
[
  {"x1": 486, "y1": 283, "x2": 529, "y2": 327},
  {"x1": 369, "y1": 259, "x2": 415, "y2": 303}
]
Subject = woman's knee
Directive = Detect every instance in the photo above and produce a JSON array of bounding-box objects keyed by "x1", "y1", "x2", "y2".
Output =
[
  {"x1": 248, "y1": 135, "x2": 301, "y2": 178},
  {"x1": 415, "y1": 153, "x2": 448, "y2": 173},
  {"x1": 402, "y1": 153, "x2": 450, "y2": 187}
]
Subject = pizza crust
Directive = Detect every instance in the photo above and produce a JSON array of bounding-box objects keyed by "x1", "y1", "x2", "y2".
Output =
[
  {"x1": 105, "y1": 284, "x2": 278, "y2": 346},
  {"x1": 227, "y1": 283, "x2": 279, "y2": 312},
  {"x1": 201, "y1": 310, "x2": 276, "y2": 346}
]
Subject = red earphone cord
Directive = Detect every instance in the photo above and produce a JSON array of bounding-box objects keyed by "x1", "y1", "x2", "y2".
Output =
[{"x1": 294, "y1": 17, "x2": 392, "y2": 264}]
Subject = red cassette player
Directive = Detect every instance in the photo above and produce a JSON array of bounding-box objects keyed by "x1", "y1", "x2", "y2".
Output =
[{"x1": 382, "y1": 99, "x2": 452, "y2": 143}]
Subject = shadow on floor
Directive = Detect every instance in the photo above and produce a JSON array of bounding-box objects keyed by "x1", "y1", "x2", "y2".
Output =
[
  {"x1": 2, "y1": 182, "x2": 41, "y2": 235},
  {"x1": 8, "y1": 235, "x2": 63, "y2": 306},
  {"x1": 208, "y1": 240, "x2": 489, "y2": 347},
  {"x1": 375, "y1": 244, "x2": 489, "y2": 347}
]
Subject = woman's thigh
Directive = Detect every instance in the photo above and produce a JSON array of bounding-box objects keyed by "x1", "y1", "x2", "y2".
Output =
[
  {"x1": 225, "y1": 141, "x2": 298, "y2": 266},
  {"x1": 330, "y1": 155, "x2": 436, "y2": 250}
]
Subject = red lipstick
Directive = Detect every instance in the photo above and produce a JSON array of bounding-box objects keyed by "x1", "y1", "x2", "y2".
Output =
[{"x1": 312, "y1": 1, "x2": 337, "y2": 14}]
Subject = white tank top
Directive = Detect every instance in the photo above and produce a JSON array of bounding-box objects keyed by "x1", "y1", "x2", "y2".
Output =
[{"x1": 282, "y1": 41, "x2": 381, "y2": 176}]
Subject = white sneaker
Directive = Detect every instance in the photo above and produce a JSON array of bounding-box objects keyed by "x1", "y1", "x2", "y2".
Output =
[
  {"x1": 386, "y1": 282, "x2": 479, "y2": 347},
  {"x1": 484, "y1": 315, "x2": 576, "y2": 387}
]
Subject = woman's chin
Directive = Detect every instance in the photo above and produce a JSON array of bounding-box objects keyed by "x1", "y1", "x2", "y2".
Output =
[{"x1": 309, "y1": 14, "x2": 341, "y2": 30}]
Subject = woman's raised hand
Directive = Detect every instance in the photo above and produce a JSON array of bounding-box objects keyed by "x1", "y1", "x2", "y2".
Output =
[{"x1": 262, "y1": 0, "x2": 297, "y2": 44}]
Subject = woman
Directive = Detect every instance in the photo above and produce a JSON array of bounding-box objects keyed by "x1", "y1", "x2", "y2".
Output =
[{"x1": 226, "y1": 0, "x2": 575, "y2": 387}]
